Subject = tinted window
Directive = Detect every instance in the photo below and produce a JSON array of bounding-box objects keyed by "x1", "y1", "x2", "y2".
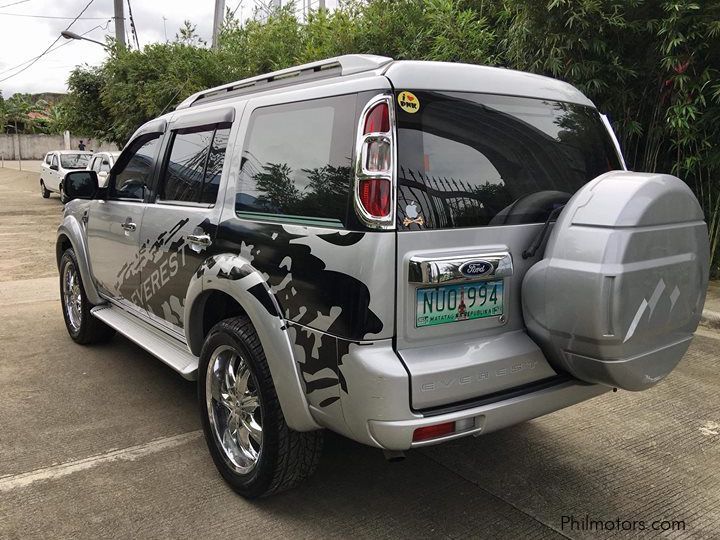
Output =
[
  {"x1": 201, "y1": 127, "x2": 230, "y2": 204},
  {"x1": 396, "y1": 91, "x2": 621, "y2": 229},
  {"x1": 236, "y1": 95, "x2": 355, "y2": 225},
  {"x1": 45, "y1": 154, "x2": 52, "y2": 165},
  {"x1": 60, "y1": 154, "x2": 90, "y2": 169},
  {"x1": 110, "y1": 135, "x2": 161, "y2": 201},
  {"x1": 161, "y1": 129, "x2": 213, "y2": 203},
  {"x1": 159, "y1": 126, "x2": 230, "y2": 204}
]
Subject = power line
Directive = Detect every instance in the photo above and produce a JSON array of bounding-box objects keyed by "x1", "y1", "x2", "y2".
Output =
[
  {"x1": 0, "y1": 0, "x2": 30, "y2": 8},
  {"x1": 0, "y1": 20, "x2": 110, "y2": 77},
  {"x1": 0, "y1": 0, "x2": 98, "y2": 84},
  {"x1": 0, "y1": 12, "x2": 107, "y2": 19},
  {"x1": 126, "y1": 0, "x2": 139, "y2": 49}
]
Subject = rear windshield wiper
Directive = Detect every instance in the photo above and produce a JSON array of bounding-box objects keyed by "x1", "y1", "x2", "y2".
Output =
[{"x1": 522, "y1": 205, "x2": 565, "y2": 260}]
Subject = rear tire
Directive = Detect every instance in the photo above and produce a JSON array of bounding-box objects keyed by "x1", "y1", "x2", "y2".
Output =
[
  {"x1": 199, "y1": 316, "x2": 323, "y2": 498},
  {"x1": 40, "y1": 181, "x2": 50, "y2": 198},
  {"x1": 59, "y1": 248, "x2": 115, "y2": 345}
]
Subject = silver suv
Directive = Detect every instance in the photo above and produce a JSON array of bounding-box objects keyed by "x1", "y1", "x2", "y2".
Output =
[{"x1": 57, "y1": 55, "x2": 710, "y2": 498}]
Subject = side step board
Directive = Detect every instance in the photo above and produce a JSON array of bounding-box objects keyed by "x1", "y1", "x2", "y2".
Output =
[{"x1": 90, "y1": 304, "x2": 199, "y2": 380}]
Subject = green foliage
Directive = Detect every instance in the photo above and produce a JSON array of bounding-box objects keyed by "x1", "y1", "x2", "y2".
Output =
[
  {"x1": 59, "y1": 66, "x2": 111, "y2": 140},
  {"x1": 54, "y1": 0, "x2": 720, "y2": 271},
  {"x1": 1, "y1": 93, "x2": 49, "y2": 134}
]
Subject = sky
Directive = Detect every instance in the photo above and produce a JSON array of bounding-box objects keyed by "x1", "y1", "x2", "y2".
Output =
[{"x1": 0, "y1": 0, "x2": 338, "y2": 97}]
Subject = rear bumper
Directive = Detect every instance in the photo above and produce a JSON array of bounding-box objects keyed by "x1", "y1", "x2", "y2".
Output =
[
  {"x1": 337, "y1": 341, "x2": 609, "y2": 451},
  {"x1": 369, "y1": 379, "x2": 609, "y2": 450}
]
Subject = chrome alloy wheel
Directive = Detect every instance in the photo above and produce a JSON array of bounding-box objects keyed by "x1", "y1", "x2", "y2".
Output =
[
  {"x1": 206, "y1": 345, "x2": 263, "y2": 474},
  {"x1": 62, "y1": 261, "x2": 82, "y2": 333}
]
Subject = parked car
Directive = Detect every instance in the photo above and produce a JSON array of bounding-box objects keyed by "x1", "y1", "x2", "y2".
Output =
[
  {"x1": 86, "y1": 151, "x2": 121, "y2": 188},
  {"x1": 56, "y1": 55, "x2": 709, "y2": 499},
  {"x1": 40, "y1": 150, "x2": 93, "y2": 201}
]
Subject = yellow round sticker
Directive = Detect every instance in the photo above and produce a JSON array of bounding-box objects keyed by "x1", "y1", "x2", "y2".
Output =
[{"x1": 397, "y1": 91, "x2": 420, "y2": 114}]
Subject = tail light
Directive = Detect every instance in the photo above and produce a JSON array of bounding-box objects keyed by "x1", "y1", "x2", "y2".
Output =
[
  {"x1": 364, "y1": 102, "x2": 390, "y2": 134},
  {"x1": 354, "y1": 96, "x2": 395, "y2": 228},
  {"x1": 359, "y1": 178, "x2": 391, "y2": 218}
]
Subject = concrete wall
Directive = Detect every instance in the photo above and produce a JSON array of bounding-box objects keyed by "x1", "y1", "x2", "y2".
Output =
[{"x1": 0, "y1": 133, "x2": 119, "y2": 160}]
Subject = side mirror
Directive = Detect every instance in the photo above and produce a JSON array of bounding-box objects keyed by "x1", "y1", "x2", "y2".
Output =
[
  {"x1": 63, "y1": 170, "x2": 99, "y2": 201},
  {"x1": 50, "y1": 164, "x2": 59, "y2": 171}
]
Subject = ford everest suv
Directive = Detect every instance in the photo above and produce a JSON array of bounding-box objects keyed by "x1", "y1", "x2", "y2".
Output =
[{"x1": 57, "y1": 55, "x2": 709, "y2": 498}]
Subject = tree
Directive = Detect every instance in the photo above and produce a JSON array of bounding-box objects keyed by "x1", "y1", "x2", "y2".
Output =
[{"x1": 176, "y1": 20, "x2": 206, "y2": 46}]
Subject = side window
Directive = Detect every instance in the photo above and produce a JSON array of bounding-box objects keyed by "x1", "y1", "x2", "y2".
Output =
[
  {"x1": 51, "y1": 154, "x2": 58, "y2": 168},
  {"x1": 44, "y1": 154, "x2": 52, "y2": 165},
  {"x1": 109, "y1": 135, "x2": 161, "y2": 201},
  {"x1": 160, "y1": 128, "x2": 213, "y2": 203},
  {"x1": 236, "y1": 95, "x2": 355, "y2": 226},
  {"x1": 159, "y1": 125, "x2": 230, "y2": 205},
  {"x1": 100, "y1": 159, "x2": 111, "y2": 173},
  {"x1": 201, "y1": 127, "x2": 230, "y2": 204}
]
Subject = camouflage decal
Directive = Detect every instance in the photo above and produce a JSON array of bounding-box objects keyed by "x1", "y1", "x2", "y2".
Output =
[
  {"x1": 215, "y1": 220, "x2": 383, "y2": 341},
  {"x1": 111, "y1": 215, "x2": 386, "y2": 410}
]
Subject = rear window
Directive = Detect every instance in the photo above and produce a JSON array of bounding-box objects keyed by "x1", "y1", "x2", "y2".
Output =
[
  {"x1": 396, "y1": 91, "x2": 621, "y2": 229},
  {"x1": 60, "y1": 154, "x2": 91, "y2": 169}
]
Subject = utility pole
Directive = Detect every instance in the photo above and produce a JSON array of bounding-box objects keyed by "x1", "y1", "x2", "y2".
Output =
[
  {"x1": 319, "y1": 0, "x2": 325, "y2": 9},
  {"x1": 212, "y1": 0, "x2": 225, "y2": 49},
  {"x1": 113, "y1": 0, "x2": 126, "y2": 47}
]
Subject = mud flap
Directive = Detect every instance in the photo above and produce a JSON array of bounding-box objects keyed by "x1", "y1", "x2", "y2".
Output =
[{"x1": 522, "y1": 171, "x2": 709, "y2": 390}]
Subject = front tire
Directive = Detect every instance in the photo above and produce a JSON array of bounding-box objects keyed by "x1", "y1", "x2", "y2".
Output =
[
  {"x1": 199, "y1": 316, "x2": 323, "y2": 498},
  {"x1": 59, "y1": 183, "x2": 69, "y2": 204},
  {"x1": 59, "y1": 248, "x2": 115, "y2": 344},
  {"x1": 40, "y1": 181, "x2": 50, "y2": 198}
]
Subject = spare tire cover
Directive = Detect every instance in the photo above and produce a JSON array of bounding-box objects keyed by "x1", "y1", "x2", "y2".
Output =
[{"x1": 522, "y1": 171, "x2": 709, "y2": 391}]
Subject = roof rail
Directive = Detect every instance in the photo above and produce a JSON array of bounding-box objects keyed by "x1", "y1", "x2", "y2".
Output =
[{"x1": 176, "y1": 54, "x2": 393, "y2": 110}]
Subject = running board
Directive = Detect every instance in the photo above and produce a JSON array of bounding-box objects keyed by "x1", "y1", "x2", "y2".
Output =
[{"x1": 90, "y1": 304, "x2": 199, "y2": 380}]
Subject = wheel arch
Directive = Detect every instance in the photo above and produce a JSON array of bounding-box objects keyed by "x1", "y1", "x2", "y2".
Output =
[
  {"x1": 185, "y1": 255, "x2": 320, "y2": 432},
  {"x1": 56, "y1": 216, "x2": 103, "y2": 305}
]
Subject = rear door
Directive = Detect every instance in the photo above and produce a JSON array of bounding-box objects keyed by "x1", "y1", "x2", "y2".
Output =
[
  {"x1": 137, "y1": 107, "x2": 236, "y2": 334},
  {"x1": 391, "y1": 90, "x2": 623, "y2": 410}
]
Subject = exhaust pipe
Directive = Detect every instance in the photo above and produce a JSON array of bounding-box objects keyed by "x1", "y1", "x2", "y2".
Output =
[{"x1": 383, "y1": 450, "x2": 406, "y2": 462}]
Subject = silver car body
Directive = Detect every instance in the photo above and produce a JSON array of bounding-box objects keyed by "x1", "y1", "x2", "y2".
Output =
[{"x1": 57, "y1": 56, "x2": 709, "y2": 450}]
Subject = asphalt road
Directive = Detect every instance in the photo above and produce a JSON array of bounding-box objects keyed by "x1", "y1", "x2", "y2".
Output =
[{"x1": 0, "y1": 167, "x2": 718, "y2": 539}]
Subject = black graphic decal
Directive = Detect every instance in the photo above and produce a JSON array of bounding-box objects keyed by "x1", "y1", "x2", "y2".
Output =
[
  {"x1": 247, "y1": 282, "x2": 280, "y2": 317},
  {"x1": 316, "y1": 232, "x2": 365, "y2": 246}
]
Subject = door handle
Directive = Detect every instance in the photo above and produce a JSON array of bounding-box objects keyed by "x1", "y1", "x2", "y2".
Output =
[
  {"x1": 121, "y1": 220, "x2": 137, "y2": 232},
  {"x1": 186, "y1": 233, "x2": 212, "y2": 247}
]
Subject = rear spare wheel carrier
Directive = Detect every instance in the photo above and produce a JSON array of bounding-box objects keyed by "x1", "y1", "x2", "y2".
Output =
[{"x1": 522, "y1": 171, "x2": 709, "y2": 391}]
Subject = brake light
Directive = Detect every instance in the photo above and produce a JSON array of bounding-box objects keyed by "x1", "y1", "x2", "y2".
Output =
[
  {"x1": 359, "y1": 178, "x2": 391, "y2": 217},
  {"x1": 364, "y1": 102, "x2": 390, "y2": 134},
  {"x1": 413, "y1": 421, "x2": 456, "y2": 442}
]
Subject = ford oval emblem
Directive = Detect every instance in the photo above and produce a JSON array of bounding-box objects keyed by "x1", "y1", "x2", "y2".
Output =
[{"x1": 459, "y1": 260, "x2": 494, "y2": 278}]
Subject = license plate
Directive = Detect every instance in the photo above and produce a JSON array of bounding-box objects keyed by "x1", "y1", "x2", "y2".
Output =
[{"x1": 416, "y1": 280, "x2": 504, "y2": 327}]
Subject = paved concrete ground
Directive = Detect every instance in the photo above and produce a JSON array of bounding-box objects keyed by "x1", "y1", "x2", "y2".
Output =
[{"x1": 0, "y1": 168, "x2": 718, "y2": 539}]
